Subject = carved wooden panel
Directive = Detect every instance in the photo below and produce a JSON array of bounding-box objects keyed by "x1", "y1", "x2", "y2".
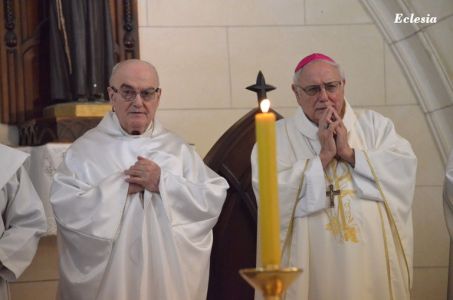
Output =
[
  {"x1": 110, "y1": 0, "x2": 140, "y2": 61},
  {"x1": 0, "y1": 0, "x2": 140, "y2": 125},
  {"x1": 0, "y1": 0, "x2": 49, "y2": 124},
  {"x1": 18, "y1": 117, "x2": 102, "y2": 146}
]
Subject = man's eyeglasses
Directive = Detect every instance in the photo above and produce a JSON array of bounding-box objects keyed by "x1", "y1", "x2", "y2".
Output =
[
  {"x1": 296, "y1": 81, "x2": 342, "y2": 96},
  {"x1": 110, "y1": 86, "x2": 160, "y2": 102}
]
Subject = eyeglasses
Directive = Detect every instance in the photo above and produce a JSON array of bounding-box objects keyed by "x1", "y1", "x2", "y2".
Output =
[
  {"x1": 296, "y1": 81, "x2": 342, "y2": 96},
  {"x1": 110, "y1": 86, "x2": 160, "y2": 102}
]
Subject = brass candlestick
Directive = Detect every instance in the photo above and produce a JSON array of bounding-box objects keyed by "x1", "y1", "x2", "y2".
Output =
[{"x1": 239, "y1": 266, "x2": 302, "y2": 300}]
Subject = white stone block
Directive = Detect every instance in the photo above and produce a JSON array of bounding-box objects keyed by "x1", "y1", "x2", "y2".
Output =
[
  {"x1": 139, "y1": 27, "x2": 230, "y2": 109},
  {"x1": 306, "y1": 0, "x2": 372, "y2": 25},
  {"x1": 413, "y1": 186, "x2": 449, "y2": 267},
  {"x1": 145, "y1": 0, "x2": 304, "y2": 26},
  {"x1": 385, "y1": 44, "x2": 417, "y2": 105}
]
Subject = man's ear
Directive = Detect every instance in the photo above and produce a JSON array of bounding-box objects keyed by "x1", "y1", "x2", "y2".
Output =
[
  {"x1": 107, "y1": 87, "x2": 114, "y2": 101},
  {"x1": 107, "y1": 87, "x2": 115, "y2": 111},
  {"x1": 155, "y1": 89, "x2": 162, "y2": 106},
  {"x1": 291, "y1": 84, "x2": 300, "y2": 99},
  {"x1": 157, "y1": 88, "x2": 162, "y2": 100}
]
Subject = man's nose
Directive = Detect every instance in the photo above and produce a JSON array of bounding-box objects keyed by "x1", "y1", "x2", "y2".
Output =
[
  {"x1": 318, "y1": 86, "x2": 329, "y2": 100},
  {"x1": 132, "y1": 94, "x2": 144, "y2": 106}
]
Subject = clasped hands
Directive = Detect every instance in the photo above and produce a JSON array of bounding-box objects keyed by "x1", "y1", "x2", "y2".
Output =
[
  {"x1": 124, "y1": 156, "x2": 161, "y2": 195},
  {"x1": 318, "y1": 106, "x2": 355, "y2": 169}
]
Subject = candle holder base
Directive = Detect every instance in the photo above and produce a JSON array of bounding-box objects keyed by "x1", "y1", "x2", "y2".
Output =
[{"x1": 239, "y1": 267, "x2": 302, "y2": 300}]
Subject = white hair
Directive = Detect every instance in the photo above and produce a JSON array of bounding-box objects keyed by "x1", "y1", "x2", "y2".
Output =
[{"x1": 293, "y1": 59, "x2": 345, "y2": 84}]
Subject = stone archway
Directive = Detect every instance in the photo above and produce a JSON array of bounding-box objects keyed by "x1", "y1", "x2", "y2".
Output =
[{"x1": 360, "y1": 0, "x2": 453, "y2": 163}]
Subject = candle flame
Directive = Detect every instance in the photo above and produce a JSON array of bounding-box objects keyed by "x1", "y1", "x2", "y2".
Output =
[{"x1": 260, "y1": 99, "x2": 270, "y2": 113}]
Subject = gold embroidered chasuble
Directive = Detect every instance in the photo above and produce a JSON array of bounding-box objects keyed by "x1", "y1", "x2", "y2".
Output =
[
  {"x1": 251, "y1": 101, "x2": 416, "y2": 300},
  {"x1": 324, "y1": 159, "x2": 358, "y2": 243}
]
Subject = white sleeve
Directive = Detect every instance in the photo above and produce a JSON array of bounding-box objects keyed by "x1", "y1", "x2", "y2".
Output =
[
  {"x1": 157, "y1": 146, "x2": 228, "y2": 238},
  {"x1": 147, "y1": 145, "x2": 228, "y2": 300},
  {"x1": 0, "y1": 166, "x2": 47, "y2": 281},
  {"x1": 50, "y1": 160, "x2": 129, "y2": 240},
  {"x1": 50, "y1": 160, "x2": 130, "y2": 299},
  {"x1": 352, "y1": 114, "x2": 417, "y2": 211}
]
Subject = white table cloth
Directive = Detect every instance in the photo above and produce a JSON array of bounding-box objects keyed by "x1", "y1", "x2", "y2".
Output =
[{"x1": 19, "y1": 143, "x2": 70, "y2": 235}]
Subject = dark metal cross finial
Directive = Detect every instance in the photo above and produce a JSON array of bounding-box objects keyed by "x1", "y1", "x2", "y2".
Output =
[
  {"x1": 326, "y1": 184, "x2": 341, "y2": 208},
  {"x1": 246, "y1": 71, "x2": 276, "y2": 104}
]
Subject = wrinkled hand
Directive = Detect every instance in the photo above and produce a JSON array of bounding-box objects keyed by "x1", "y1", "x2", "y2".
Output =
[
  {"x1": 318, "y1": 107, "x2": 355, "y2": 168},
  {"x1": 318, "y1": 107, "x2": 340, "y2": 168},
  {"x1": 127, "y1": 183, "x2": 144, "y2": 195},
  {"x1": 125, "y1": 156, "x2": 161, "y2": 194},
  {"x1": 335, "y1": 119, "x2": 355, "y2": 167}
]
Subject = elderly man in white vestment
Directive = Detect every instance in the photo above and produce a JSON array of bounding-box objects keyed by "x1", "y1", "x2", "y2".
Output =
[
  {"x1": 251, "y1": 53, "x2": 417, "y2": 300},
  {"x1": 50, "y1": 59, "x2": 229, "y2": 300},
  {"x1": 0, "y1": 144, "x2": 47, "y2": 299},
  {"x1": 443, "y1": 150, "x2": 453, "y2": 299}
]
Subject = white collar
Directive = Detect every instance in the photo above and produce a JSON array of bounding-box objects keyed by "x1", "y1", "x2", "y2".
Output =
[
  {"x1": 98, "y1": 112, "x2": 160, "y2": 138},
  {"x1": 114, "y1": 113, "x2": 155, "y2": 137}
]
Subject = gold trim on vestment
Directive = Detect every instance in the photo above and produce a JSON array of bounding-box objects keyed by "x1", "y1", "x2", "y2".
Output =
[
  {"x1": 281, "y1": 159, "x2": 309, "y2": 267},
  {"x1": 281, "y1": 123, "x2": 310, "y2": 267},
  {"x1": 279, "y1": 118, "x2": 411, "y2": 299},
  {"x1": 364, "y1": 151, "x2": 411, "y2": 296},
  {"x1": 324, "y1": 159, "x2": 358, "y2": 243},
  {"x1": 378, "y1": 202, "x2": 394, "y2": 300}
]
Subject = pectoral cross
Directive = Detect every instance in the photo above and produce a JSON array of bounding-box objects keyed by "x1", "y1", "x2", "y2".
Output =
[{"x1": 326, "y1": 184, "x2": 341, "y2": 208}]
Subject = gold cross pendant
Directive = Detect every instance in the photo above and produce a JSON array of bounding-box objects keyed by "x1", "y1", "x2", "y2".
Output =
[{"x1": 326, "y1": 184, "x2": 341, "y2": 208}]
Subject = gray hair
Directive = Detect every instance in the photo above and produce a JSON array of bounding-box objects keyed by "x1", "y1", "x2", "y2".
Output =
[{"x1": 293, "y1": 59, "x2": 345, "y2": 84}]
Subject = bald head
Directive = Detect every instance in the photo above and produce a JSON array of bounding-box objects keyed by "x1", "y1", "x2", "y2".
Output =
[{"x1": 109, "y1": 59, "x2": 159, "y2": 87}]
